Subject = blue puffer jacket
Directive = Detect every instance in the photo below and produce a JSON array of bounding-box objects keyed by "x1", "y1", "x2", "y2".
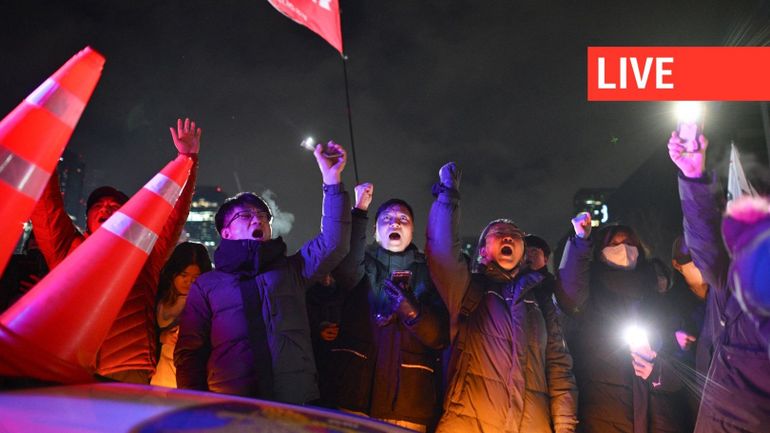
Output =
[{"x1": 175, "y1": 184, "x2": 350, "y2": 404}]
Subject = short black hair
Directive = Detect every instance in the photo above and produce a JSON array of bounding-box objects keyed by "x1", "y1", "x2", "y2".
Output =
[
  {"x1": 524, "y1": 234, "x2": 551, "y2": 258},
  {"x1": 375, "y1": 198, "x2": 414, "y2": 222},
  {"x1": 214, "y1": 192, "x2": 272, "y2": 234}
]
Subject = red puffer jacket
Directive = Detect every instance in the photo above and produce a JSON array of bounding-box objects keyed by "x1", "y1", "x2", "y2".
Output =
[{"x1": 30, "y1": 154, "x2": 197, "y2": 378}]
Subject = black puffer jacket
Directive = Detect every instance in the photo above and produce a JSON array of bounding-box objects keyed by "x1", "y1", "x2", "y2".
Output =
[
  {"x1": 175, "y1": 184, "x2": 351, "y2": 404},
  {"x1": 330, "y1": 209, "x2": 449, "y2": 426},
  {"x1": 557, "y1": 235, "x2": 689, "y2": 433}
]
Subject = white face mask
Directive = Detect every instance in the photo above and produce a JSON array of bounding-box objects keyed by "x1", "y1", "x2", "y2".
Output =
[{"x1": 601, "y1": 244, "x2": 639, "y2": 270}]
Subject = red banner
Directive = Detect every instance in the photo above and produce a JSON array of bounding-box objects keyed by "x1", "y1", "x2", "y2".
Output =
[
  {"x1": 268, "y1": 0, "x2": 342, "y2": 54},
  {"x1": 587, "y1": 47, "x2": 770, "y2": 101}
]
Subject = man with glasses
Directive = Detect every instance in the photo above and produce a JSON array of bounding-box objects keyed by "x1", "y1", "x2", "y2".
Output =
[{"x1": 175, "y1": 141, "x2": 351, "y2": 405}]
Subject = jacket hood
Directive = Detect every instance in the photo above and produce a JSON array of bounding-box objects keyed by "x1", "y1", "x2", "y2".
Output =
[{"x1": 214, "y1": 237, "x2": 287, "y2": 275}]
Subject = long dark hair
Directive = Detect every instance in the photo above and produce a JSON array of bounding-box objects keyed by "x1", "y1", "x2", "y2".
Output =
[
  {"x1": 157, "y1": 242, "x2": 212, "y2": 308},
  {"x1": 593, "y1": 224, "x2": 649, "y2": 262}
]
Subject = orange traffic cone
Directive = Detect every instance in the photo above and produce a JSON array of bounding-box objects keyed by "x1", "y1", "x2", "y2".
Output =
[
  {"x1": 0, "y1": 47, "x2": 104, "y2": 271},
  {"x1": 0, "y1": 154, "x2": 194, "y2": 383}
]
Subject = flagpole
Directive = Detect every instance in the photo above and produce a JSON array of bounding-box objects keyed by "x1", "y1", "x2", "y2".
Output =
[{"x1": 341, "y1": 54, "x2": 360, "y2": 185}]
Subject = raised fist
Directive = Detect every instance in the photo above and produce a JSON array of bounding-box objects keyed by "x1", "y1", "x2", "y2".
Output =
[
  {"x1": 439, "y1": 162, "x2": 461, "y2": 190},
  {"x1": 571, "y1": 212, "x2": 592, "y2": 239},
  {"x1": 668, "y1": 131, "x2": 707, "y2": 179},
  {"x1": 354, "y1": 183, "x2": 374, "y2": 211}
]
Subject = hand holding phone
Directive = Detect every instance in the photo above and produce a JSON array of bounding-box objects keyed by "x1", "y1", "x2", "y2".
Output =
[{"x1": 677, "y1": 121, "x2": 702, "y2": 152}]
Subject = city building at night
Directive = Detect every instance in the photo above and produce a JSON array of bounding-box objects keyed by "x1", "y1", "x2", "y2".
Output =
[{"x1": 184, "y1": 185, "x2": 228, "y2": 255}]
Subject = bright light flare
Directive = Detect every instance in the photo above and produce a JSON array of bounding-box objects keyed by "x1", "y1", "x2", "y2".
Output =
[
  {"x1": 623, "y1": 324, "x2": 649, "y2": 350},
  {"x1": 675, "y1": 101, "x2": 703, "y2": 124},
  {"x1": 300, "y1": 136, "x2": 315, "y2": 151}
]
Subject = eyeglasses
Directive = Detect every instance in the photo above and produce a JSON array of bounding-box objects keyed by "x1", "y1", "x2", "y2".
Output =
[{"x1": 225, "y1": 210, "x2": 270, "y2": 228}]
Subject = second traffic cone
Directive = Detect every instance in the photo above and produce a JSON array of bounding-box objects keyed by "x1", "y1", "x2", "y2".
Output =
[
  {"x1": 0, "y1": 47, "x2": 105, "y2": 271},
  {"x1": 0, "y1": 154, "x2": 194, "y2": 383}
]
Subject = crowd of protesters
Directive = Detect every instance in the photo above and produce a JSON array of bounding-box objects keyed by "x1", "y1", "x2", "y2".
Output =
[{"x1": 1, "y1": 119, "x2": 769, "y2": 433}]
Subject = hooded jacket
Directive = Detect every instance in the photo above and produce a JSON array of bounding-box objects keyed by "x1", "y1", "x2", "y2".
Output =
[
  {"x1": 29, "y1": 155, "x2": 197, "y2": 379},
  {"x1": 678, "y1": 173, "x2": 770, "y2": 433},
  {"x1": 174, "y1": 183, "x2": 350, "y2": 405},
  {"x1": 426, "y1": 186, "x2": 578, "y2": 433},
  {"x1": 329, "y1": 208, "x2": 449, "y2": 426}
]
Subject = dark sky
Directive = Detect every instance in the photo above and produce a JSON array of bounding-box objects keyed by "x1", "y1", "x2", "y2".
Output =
[{"x1": 2, "y1": 0, "x2": 769, "y2": 251}]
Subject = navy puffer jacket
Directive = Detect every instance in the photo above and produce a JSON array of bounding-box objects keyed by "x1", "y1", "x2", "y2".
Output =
[{"x1": 175, "y1": 184, "x2": 350, "y2": 404}]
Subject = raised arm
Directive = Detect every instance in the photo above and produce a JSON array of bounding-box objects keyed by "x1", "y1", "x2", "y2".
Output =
[
  {"x1": 174, "y1": 280, "x2": 211, "y2": 391},
  {"x1": 332, "y1": 183, "x2": 373, "y2": 291},
  {"x1": 555, "y1": 212, "x2": 594, "y2": 314},
  {"x1": 298, "y1": 141, "x2": 351, "y2": 281},
  {"x1": 143, "y1": 119, "x2": 201, "y2": 285},
  {"x1": 30, "y1": 170, "x2": 83, "y2": 269},
  {"x1": 668, "y1": 132, "x2": 730, "y2": 301},
  {"x1": 425, "y1": 162, "x2": 470, "y2": 339}
]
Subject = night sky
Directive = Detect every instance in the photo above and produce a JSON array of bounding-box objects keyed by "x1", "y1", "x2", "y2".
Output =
[{"x1": 2, "y1": 0, "x2": 769, "y2": 251}]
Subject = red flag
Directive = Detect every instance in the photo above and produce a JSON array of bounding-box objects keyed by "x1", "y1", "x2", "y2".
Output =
[{"x1": 268, "y1": 0, "x2": 343, "y2": 54}]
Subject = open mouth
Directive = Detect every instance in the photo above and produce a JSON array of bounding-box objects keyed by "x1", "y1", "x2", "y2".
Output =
[
  {"x1": 252, "y1": 229, "x2": 264, "y2": 239},
  {"x1": 98, "y1": 216, "x2": 109, "y2": 224},
  {"x1": 500, "y1": 246, "x2": 513, "y2": 256},
  {"x1": 389, "y1": 233, "x2": 401, "y2": 241}
]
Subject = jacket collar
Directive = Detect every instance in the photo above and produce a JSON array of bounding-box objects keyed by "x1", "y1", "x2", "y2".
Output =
[
  {"x1": 366, "y1": 242, "x2": 421, "y2": 272},
  {"x1": 214, "y1": 237, "x2": 287, "y2": 275}
]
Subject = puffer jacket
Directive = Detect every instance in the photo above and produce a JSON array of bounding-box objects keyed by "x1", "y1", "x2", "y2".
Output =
[
  {"x1": 30, "y1": 154, "x2": 196, "y2": 378},
  {"x1": 426, "y1": 186, "x2": 578, "y2": 433},
  {"x1": 678, "y1": 173, "x2": 770, "y2": 433},
  {"x1": 557, "y1": 236, "x2": 689, "y2": 433},
  {"x1": 175, "y1": 183, "x2": 350, "y2": 405},
  {"x1": 330, "y1": 208, "x2": 449, "y2": 426}
]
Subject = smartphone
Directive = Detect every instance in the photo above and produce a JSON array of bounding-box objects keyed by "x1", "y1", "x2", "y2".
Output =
[
  {"x1": 390, "y1": 270, "x2": 412, "y2": 287},
  {"x1": 677, "y1": 121, "x2": 702, "y2": 152},
  {"x1": 300, "y1": 138, "x2": 342, "y2": 158}
]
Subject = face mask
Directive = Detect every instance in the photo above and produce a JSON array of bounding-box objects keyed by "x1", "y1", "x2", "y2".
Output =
[{"x1": 601, "y1": 244, "x2": 639, "y2": 270}]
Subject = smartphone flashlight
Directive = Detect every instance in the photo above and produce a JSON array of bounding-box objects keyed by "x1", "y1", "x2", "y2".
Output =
[
  {"x1": 675, "y1": 102, "x2": 704, "y2": 152},
  {"x1": 623, "y1": 325, "x2": 649, "y2": 351},
  {"x1": 300, "y1": 136, "x2": 315, "y2": 151}
]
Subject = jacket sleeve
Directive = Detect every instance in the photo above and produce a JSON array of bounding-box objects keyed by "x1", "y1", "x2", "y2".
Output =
[
  {"x1": 331, "y1": 208, "x2": 368, "y2": 291},
  {"x1": 298, "y1": 183, "x2": 352, "y2": 282},
  {"x1": 142, "y1": 154, "x2": 198, "y2": 287},
  {"x1": 402, "y1": 287, "x2": 450, "y2": 350},
  {"x1": 30, "y1": 170, "x2": 84, "y2": 269},
  {"x1": 425, "y1": 186, "x2": 470, "y2": 341},
  {"x1": 541, "y1": 280, "x2": 579, "y2": 433},
  {"x1": 175, "y1": 279, "x2": 211, "y2": 391},
  {"x1": 677, "y1": 172, "x2": 730, "y2": 309},
  {"x1": 555, "y1": 235, "x2": 593, "y2": 315}
]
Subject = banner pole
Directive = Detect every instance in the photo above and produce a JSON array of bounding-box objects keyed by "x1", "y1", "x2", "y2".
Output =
[{"x1": 341, "y1": 53, "x2": 360, "y2": 185}]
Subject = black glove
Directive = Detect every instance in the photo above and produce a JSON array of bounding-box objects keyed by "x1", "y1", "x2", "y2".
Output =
[{"x1": 382, "y1": 278, "x2": 421, "y2": 324}]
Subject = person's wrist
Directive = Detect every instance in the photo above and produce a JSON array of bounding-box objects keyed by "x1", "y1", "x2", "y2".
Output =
[
  {"x1": 322, "y1": 173, "x2": 341, "y2": 185},
  {"x1": 681, "y1": 168, "x2": 704, "y2": 179}
]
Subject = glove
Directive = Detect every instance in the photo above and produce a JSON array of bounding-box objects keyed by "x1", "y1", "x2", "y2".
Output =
[
  {"x1": 382, "y1": 278, "x2": 421, "y2": 324},
  {"x1": 439, "y1": 162, "x2": 461, "y2": 190}
]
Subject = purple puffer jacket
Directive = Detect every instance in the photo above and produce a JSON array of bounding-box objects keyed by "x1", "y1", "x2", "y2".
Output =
[{"x1": 678, "y1": 173, "x2": 770, "y2": 433}]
